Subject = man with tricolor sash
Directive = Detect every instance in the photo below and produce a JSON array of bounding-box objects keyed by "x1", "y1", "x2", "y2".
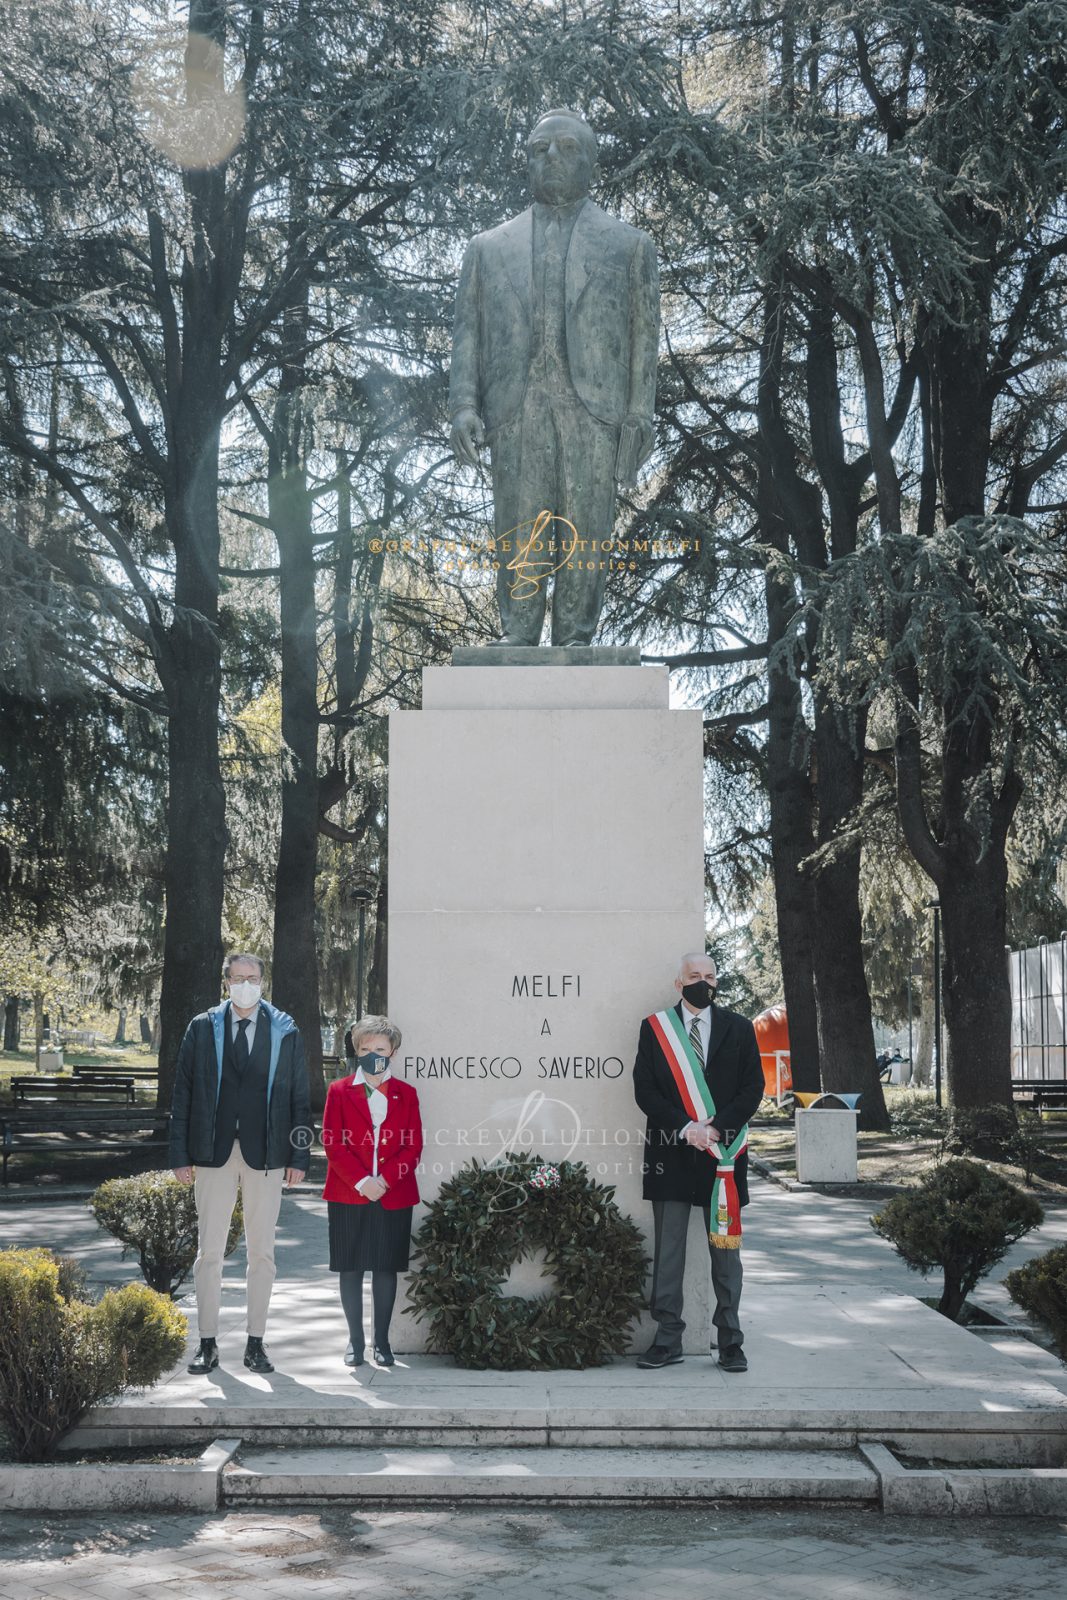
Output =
[{"x1": 633, "y1": 953, "x2": 764, "y2": 1372}]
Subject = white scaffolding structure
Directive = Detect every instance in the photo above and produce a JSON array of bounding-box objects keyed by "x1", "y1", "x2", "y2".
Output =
[{"x1": 1010, "y1": 935, "x2": 1067, "y2": 1084}]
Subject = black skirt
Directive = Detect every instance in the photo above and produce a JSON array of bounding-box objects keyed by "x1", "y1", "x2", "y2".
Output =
[{"x1": 328, "y1": 1199, "x2": 413, "y2": 1272}]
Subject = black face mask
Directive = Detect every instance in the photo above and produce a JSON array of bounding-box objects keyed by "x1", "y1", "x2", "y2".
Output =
[
  {"x1": 356, "y1": 1051, "x2": 391, "y2": 1076},
  {"x1": 681, "y1": 979, "x2": 716, "y2": 1010}
]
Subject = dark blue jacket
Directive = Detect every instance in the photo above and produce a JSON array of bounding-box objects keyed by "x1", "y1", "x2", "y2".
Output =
[{"x1": 168, "y1": 1000, "x2": 312, "y2": 1172}]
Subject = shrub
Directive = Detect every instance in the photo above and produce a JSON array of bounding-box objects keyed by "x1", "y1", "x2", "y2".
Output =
[
  {"x1": 90, "y1": 1170, "x2": 243, "y2": 1296},
  {"x1": 871, "y1": 1158, "x2": 1044, "y2": 1320},
  {"x1": 889, "y1": 1095, "x2": 949, "y2": 1141},
  {"x1": 1005, "y1": 1244, "x2": 1067, "y2": 1358},
  {"x1": 946, "y1": 1103, "x2": 1020, "y2": 1160},
  {"x1": 0, "y1": 1248, "x2": 186, "y2": 1461},
  {"x1": 945, "y1": 1104, "x2": 1049, "y2": 1183}
]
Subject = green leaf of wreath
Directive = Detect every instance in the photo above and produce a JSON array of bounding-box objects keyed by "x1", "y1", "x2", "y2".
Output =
[{"x1": 406, "y1": 1153, "x2": 650, "y2": 1371}]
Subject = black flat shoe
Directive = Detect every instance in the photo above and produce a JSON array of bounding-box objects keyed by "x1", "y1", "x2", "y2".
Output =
[
  {"x1": 636, "y1": 1344, "x2": 683, "y2": 1370},
  {"x1": 718, "y1": 1344, "x2": 748, "y2": 1373},
  {"x1": 373, "y1": 1341, "x2": 395, "y2": 1367},
  {"x1": 243, "y1": 1335, "x2": 275, "y2": 1374},
  {"x1": 344, "y1": 1342, "x2": 365, "y2": 1368},
  {"x1": 188, "y1": 1338, "x2": 219, "y2": 1374}
]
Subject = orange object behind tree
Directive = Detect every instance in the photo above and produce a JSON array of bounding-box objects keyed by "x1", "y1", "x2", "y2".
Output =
[{"x1": 752, "y1": 1005, "x2": 792, "y2": 1098}]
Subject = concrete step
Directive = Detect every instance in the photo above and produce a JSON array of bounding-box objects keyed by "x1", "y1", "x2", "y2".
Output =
[{"x1": 223, "y1": 1444, "x2": 879, "y2": 1504}]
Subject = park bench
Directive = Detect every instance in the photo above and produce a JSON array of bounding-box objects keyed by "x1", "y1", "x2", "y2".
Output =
[
  {"x1": 10, "y1": 1075, "x2": 136, "y2": 1107},
  {"x1": 72, "y1": 1062, "x2": 159, "y2": 1082},
  {"x1": 1012, "y1": 1080, "x2": 1067, "y2": 1112},
  {"x1": 1, "y1": 1107, "x2": 170, "y2": 1186}
]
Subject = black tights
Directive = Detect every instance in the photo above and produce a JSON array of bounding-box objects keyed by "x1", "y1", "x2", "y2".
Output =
[{"x1": 338, "y1": 1269, "x2": 398, "y2": 1350}]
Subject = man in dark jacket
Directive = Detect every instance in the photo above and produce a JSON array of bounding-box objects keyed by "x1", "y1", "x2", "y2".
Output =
[
  {"x1": 633, "y1": 953, "x2": 765, "y2": 1373},
  {"x1": 170, "y1": 952, "x2": 311, "y2": 1376}
]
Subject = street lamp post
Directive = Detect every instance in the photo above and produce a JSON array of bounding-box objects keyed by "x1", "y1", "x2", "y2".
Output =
[{"x1": 341, "y1": 872, "x2": 378, "y2": 1025}]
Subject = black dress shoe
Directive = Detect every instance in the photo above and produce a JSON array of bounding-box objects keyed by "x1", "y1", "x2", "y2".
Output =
[
  {"x1": 344, "y1": 1342, "x2": 365, "y2": 1368},
  {"x1": 243, "y1": 1335, "x2": 275, "y2": 1374},
  {"x1": 188, "y1": 1337, "x2": 219, "y2": 1374},
  {"x1": 718, "y1": 1344, "x2": 748, "y2": 1373},
  {"x1": 636, "y1": 1343, "x2": 684, "y2": 1370},
  {"x1": 373, "y1": 1341, "x2": 395, "y2": 1367}
]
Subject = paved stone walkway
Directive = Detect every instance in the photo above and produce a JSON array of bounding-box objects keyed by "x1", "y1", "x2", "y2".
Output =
[{"x1": 2, "y1": 1505, "x2": 1067, "y2": 1599}]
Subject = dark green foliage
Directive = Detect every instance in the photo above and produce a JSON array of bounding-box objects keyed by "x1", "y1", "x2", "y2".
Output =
[
  {"x1": 947, "y1": 1104, "x2": 1021, "y2": 1161},
  {"x1": 90, "y1": 1171, "x2": 243, "y2": 1298},
  {"x1": 871, "y1": 1159, "x2": 1044, "y2": 1320},
  {"x1": 947, "y1": 1104, "x2": 1049, "y2": 1185},
  {"x1": 889, "y1": 1097, "x2": 949, "y2": 1141},
  {"x1": 0, "y1": 1247, "x2": 186, "y2": 1461},
  {"x1": 407, "y1": 1153, "x2": 650, "y2": 1370},
  {"x1": 1006, "y1": 1245, "x2": 1067, "y2": 1359}
]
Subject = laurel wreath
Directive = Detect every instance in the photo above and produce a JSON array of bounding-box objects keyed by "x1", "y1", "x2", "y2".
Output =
[{"x1": 405, "y1": 1152, "x2": 650, "y2": 1370}]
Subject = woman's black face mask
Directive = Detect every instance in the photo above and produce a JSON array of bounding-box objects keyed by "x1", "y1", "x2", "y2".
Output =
[{"x1": 357, "y1": 1051, "x2": 391, "y2": 1076}]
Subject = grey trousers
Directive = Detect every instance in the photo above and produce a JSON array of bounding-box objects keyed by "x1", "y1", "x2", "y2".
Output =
[
  {"x1": 489, "y1": 383, "x2": 618, "y2": 646},
  {"x1": 649, "y1": 1199, "x2": 744, "y2": 1352}
]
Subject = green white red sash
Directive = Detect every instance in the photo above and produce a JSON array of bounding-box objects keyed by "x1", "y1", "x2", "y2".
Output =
[{"x1": 648, "y1": 1008, "x2": 748, "y2": 1249}]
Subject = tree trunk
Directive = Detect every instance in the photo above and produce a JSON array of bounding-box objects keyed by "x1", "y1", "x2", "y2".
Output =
[
  {"x1": 368, "y1": 868, "x2": 388, "y2": 1015},
  {"x1": 268, "y1": 89, "x2": 324, "y2": 1115},
  {"x1": 153, "y1": 5, "x2": 234, "y2": 1111},
  {"x1": 270, "y1": 472, "x2": 325, "y2": 1114},
  {"x1": 912, "y1": 957, "x2": 935, "y2": 1088},
  {"x1": 156, "y1": 616, "x2": 226, "y2": 1111},
  {"x1": 113, "y1": 1008, "x2": 127, "y2": 1046},
  {"x1": 939, "y1": 851, "x2": 1014, "y2": 1111},
  {"x1": 139, "y1": 1012, "x2": 152, "y2": 1045},
  {"x1": 3, "y1": 996, "x2": 20, "y2": 1051},
  {"x1": 33, "y1": 989, "x2": 43, "y2": 1071},
  {"x1": 763, "y1": 566, "x2": 821, "y2": 1094},
  {"x1": 810, "y1": 704, "x2": 889, "y2": 1130}
]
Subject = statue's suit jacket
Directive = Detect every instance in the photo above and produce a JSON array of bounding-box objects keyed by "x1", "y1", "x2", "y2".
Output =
[{"x1": 449, "y1": 201, "x2": 659, "y2": 438}]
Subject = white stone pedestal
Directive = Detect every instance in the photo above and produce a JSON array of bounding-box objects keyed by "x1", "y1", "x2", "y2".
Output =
[
  {"x1": 795, "y1": 1110, "x2": 859, "y2": 1183},
  {"x1": 387, "y1": 661, "x2": 707, "y2": 1352}
]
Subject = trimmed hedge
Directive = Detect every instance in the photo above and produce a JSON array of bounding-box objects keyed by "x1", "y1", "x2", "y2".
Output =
[
  {"x1": 90, "y1": 1170, "x2": 243, "y2": 1296},
  {"x1": 0, "y1": 1248, "x2": 186, "y2": 1461},
  {"x1": 871, "y1": 1158, "x2": 1044, "y2": 1320},
  {"x1": 1006, "y1": 1244, "x2": 1067, "y2": 1358}
]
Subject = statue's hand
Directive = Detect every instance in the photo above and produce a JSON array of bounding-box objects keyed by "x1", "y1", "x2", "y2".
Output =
[
  {"x1": 616, "y1": 416, "x2": 654, "y2": 487},
  {"x1": 450, "y1": 408, "x2": 486, "y2": 467}
]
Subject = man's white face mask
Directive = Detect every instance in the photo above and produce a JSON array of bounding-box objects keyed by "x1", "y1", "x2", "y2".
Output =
[{"x1": 229, "y1": 980, "x2": 262, "y2": 1009}]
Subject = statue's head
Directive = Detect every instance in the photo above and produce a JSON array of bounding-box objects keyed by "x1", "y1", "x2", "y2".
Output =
[{"x1": 527, "y1": 109, "x2": 598, "y2": 207}]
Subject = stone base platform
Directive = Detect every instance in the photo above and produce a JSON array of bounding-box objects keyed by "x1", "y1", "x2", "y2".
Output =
[{"x1": 71, "y1": 1283, "x2": 1067, "y2": 1474}]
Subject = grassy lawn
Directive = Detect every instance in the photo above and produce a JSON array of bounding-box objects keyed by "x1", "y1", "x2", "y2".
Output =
[{"x1": 750, "y1": 1087, "x2": 1067, "y2": 1198}]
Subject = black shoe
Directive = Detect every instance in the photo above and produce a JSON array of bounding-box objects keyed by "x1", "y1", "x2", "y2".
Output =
[
  {"x1": 636, "y1": 1344, "x2": 684, "y2": 1370},
  {"x1": 373, "y1": 1341, "x2": 395, "y2": 1367},
  {"x1": 344, "y1": 1342, "x2": 365, "y2": 1368},
  {"x1": 188, "y1": 1337, "x2": 219, "y2": 1374},
  {"x1": 243, "y1": 1335, "x2": 275, "y2": 1374},
  {"x1": 718, "y1": 1344, "x2": 748, "y2": 1373}
]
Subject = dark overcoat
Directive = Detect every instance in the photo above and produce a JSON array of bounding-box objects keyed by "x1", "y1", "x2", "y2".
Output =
[{"x1": 633, "y1": 1001, "x2": 765, "y2": 1206}]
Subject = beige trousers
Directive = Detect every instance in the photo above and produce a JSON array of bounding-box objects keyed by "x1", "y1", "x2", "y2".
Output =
[{"x1": 193, "y1": 1146, "x2": 284, "y2": 1338}]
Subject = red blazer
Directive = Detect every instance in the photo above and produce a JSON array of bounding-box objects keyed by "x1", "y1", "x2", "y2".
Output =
[{"x1": 321, "y1": 1074, "x2": 423, "y2": 1209}]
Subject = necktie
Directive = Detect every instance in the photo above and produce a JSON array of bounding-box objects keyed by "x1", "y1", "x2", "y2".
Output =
[
  {"x1": 689, "y1": 1013, "x2": 704, "y2": 1066},
  {"x1": 235, "y1": 1016, "x2": 251, "y2": 1074}
]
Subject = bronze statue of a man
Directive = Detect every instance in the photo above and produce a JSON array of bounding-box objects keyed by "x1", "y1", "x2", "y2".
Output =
[{"x1": 449, "y1": 109, "x2": 659, "y2": 647}]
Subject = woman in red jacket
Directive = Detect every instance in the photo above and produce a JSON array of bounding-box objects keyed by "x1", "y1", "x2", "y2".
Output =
[{"x1": 322, "y1": 1014, "x2": 423, "y2": 1368}]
